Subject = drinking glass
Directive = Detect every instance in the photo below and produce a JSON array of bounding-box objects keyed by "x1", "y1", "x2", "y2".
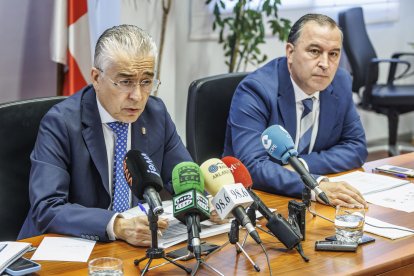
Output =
[
  {"x1": 335, "y1": 205, "x2": 365, "y2": 243},
  {"x1": 88, "y1": 257, "x2": 123, "y2": 276}
]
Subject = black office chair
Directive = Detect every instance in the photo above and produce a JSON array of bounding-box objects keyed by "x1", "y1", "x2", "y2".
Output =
[
  {"x1": 339, "y1": 7, "x2": 414, "y2": 156},
  {"x1": 0, "y1": 97, "x2": 66, "y2": 240},
  {"x1": 186, "y1": 73, "x2": 248, "y2": 164}
]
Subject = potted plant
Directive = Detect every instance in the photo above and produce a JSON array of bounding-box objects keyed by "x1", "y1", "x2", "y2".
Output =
[{"x1": 207, "y1": 0, "x2": 291, "y2": 72}]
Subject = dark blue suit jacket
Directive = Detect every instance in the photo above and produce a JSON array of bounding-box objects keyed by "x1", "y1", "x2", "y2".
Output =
[
  {"x1": 223, "y1": 57, "x2": 367, "y2": 197},
  {"x1": 18, "y1": 85, "x2": 192, "y2": 241}
]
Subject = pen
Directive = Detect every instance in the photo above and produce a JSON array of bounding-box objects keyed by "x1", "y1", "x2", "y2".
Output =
[
  {"x1": 372, "y1": 169, "x2": 408, "y2": 179},
  {"x1": 138, "y1": 203, "x2": 163, "y2": 237},
  {"x1": 390, "y1": 173, "x2": 408, "y2": 179},
  {"x1": 0, "y1": 244, "x2": 7, "y2": 253}
]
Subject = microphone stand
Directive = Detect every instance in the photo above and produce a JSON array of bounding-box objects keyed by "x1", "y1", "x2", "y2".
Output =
[
  {"x1": 187, "y1": 219, "x2": 224, "y2": 276},
  {"x1": 134, "y1": 208, "x2": 192, "y2": 275},
  {"x1": 241, "y1": 202, "x2": 309, "y2": 262},
  {"x1": 205, "y1": 219, "x2": 260, "y2": 272},
  {"x1": 303, "y1": 187, "x2": 335, "y2": 223},
  {"x1": 242, "y1": 202, "x2": 278, "y2": 242}
]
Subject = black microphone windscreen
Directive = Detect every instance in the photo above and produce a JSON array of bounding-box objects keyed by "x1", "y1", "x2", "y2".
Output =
[{"x1": 123, "y1": 149, "x2": 163, "y2": 200}]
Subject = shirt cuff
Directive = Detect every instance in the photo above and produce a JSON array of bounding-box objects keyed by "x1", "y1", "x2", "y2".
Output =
[
  {"x1": 107, "y1": 213, "x2": 124, "y2": 241},
  {"x1": 311, "y1": 176, "x2": 329, "y2": 201}
]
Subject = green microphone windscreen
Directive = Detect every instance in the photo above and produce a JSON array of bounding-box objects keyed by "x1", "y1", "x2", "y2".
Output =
[{"x1": 172, "y1": 161, "x2": 204, "y2": 194}]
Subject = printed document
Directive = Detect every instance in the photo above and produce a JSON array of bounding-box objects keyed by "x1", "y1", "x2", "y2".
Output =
[{"x1": 330, "y1": 171, "x2": 414, "y2": 212}]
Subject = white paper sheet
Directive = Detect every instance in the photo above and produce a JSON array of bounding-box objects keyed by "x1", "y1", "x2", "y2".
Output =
[
  {"x1": 31, "y1": 237, "x2": 95, "y2": 262},
  {"x1": 330, "y1": 171, "x2": 410, "y2": 195},
  {"x1": 364, "y1": 216, "x2": 414, "y2": 239},
  {"x1": 364, "y1": 184, "x2": 414, "y2": 212}
]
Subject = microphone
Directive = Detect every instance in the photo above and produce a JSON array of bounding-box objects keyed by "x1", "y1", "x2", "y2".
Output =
[
  {"x1": 123, "y1": 149, "x2": 164, "y2": 215},
  {"x1": 222, "y1": 156, "x2": 302, "y2": 250},
  {"x1": 171, "y1": 162, "x2": 210, "y2": 260},
  {"x1": 200, "y1": 158, "x2": 262, "y2": 245},
  {"x1": 261, "y1": 125, "x2": 330, "y2": 205}
]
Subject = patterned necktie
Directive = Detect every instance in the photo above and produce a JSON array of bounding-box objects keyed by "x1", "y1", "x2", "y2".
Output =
[
  {"x1": 107, "y1": 122, "x2": 130, "y2": 212},
  {"x1": 298, "y1": 98, "x2": 314, "y2": 155}
]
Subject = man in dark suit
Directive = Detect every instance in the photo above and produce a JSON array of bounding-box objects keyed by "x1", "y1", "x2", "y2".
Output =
[
  {"x1": 18, "y1": 25, "x2": 192, "y2": 246},
  {"x1": 223, "y1": 14, "x2": 367, "y2": 207}
]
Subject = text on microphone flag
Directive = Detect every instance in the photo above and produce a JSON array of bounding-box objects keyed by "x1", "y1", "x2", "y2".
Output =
[{"x1": 212, "y1": 183, "x2": 253, "y2": 220}]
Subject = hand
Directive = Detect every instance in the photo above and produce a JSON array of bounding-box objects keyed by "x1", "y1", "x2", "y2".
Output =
[
  {"x1": 319, "y1": 180, "x2": 368, "y2": 208},
  {"x1": 209, "y1": 210, "x2": 230, "y2": 224},
  {"x1": 114, "y1": 215, "x2": 169, "y2": 246}
]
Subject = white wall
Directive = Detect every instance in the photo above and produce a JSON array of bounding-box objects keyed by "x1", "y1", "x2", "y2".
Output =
[
  {"x1": 0, "y1": 0, "x2": 56, "y2": 102},
  {"x1": 120, "y1": 0, "x2": 177, "y2": 118},
  {"x1": 174, "y1": 0, "x2": 414, "y2": 144}
]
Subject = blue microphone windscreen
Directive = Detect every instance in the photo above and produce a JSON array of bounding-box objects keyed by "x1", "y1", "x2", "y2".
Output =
[{"x1": 261, "y1": 125, "x2": 298, "y2": 164}]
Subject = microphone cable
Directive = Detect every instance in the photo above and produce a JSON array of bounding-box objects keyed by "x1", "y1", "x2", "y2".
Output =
[{"x1": 259, "y1": 242, "x2": 272, "y2": 276}]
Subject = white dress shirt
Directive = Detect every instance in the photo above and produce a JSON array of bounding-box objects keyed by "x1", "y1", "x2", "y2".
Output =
[
  {"x1": 96, "y1": 96, "x2": 132, "y2": 240},
  {"x1": 291, "y1": 77, "x2": 320, "y2": 153},
  {"x1": 290, "y1": 78, "x2": 328, "y2": 200}
]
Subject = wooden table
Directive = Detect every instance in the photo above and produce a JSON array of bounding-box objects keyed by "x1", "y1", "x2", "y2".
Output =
[{"x1": 20, "y1": 153, "x2": 414, "y2": 275}]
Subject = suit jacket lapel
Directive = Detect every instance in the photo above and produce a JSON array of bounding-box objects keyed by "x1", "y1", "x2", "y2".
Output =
[
  {"x1": 131, "y1": 111, "x2": 148, "y2": 152},
  {"x1": 277, "y1": 59, "x2": 297, "y2": 139},
  {"x1": 81, "y1": 87, "x2": 110, "y2": 195},
  {"x1": 130, "y1": 113, "x2": 148, "y2": 207},
  {"x1": 314, "y1": 84, "x2": 337, "y2": 151}
]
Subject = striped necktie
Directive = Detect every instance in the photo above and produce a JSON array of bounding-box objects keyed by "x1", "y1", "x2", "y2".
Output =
[
  {"x1": 107, "y1": 122, "x2": 130, "y2": 212},
  {"x1": 298, "y1": 98, "x2": 314, "y2": 155}
]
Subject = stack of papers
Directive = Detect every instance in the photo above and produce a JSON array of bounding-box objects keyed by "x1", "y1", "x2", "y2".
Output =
[
  {"x1": 123, "y1": 201, "x2": 233, "y2": 248},
  {"x1": 330, "y1": 171, "x2": 414, "y2": 212},
  {"x1": 0, "y1": 241, "x2": 31, "y2": 274},
  {"x1": 330, "y1": 171, "x2": 410, "y2": 195}
]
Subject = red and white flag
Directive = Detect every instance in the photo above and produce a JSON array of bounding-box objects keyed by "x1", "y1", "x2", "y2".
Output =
[{"x1": 51, "y1": 0, "x2": 92, "y2": 96}]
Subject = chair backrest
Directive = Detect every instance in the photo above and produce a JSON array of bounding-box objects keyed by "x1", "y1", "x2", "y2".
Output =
[
  {"x1": 0, "y1": 96, "x2": 66, "y2": 240},
  {"x1": 338, "y1": 7, "x2": 378, "y2": 93},
  {"x1": 186, "y1": 73, "x2": 248, "y2": 164}
]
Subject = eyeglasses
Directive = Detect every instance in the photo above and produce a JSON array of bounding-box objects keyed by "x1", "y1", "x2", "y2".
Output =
[{"x1": 97, "y1": 69, "x2": 161, "y2": 94}]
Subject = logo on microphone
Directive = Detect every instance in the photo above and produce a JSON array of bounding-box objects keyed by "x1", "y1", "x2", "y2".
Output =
[
  {"x1": 208, "y1": 164, "x2": 219, "y2": 173},
  {"x1": 123, "y1": 159, "x2": 133, "y2": 187},
  {"x1": 178, "y1": 166, "x2": 200, "y2": 183},
  {"x1": 174, "y1": 192, "x2": 193, "y2": 210},
  {"x1": 262, "y1": 134, "x2": 278, "y2": 154},
  {"x1": 261, "y1": 135, "x2": 272, "y2": 150},
  {"x1": 141, "y1": 152, "x2": 160, "y2": 177},
  {"x1": 227, "y1": 162, "x2": 241, "y2": 173},
  {"x1": 196, "y1": 193, "x2": 209, "y2": 213}
]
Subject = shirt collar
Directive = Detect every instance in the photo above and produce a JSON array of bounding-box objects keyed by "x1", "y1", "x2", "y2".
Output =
[
  {"x1": 96, "y1": 95, "x2": 118, "y2": 124},
  {"x1": 290, "y1": 76, "x2": 320, "y2": 103}
]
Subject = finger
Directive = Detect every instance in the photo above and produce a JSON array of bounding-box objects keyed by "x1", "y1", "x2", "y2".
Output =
[
  {"x1": 133, "y1": 240, "x2": 151, "y2": 247},
  {"x1": 157, "y1": 219, "x2": 169, "y2": 229},
  {"x1": 140, "y1": 241, "x2": 151, "y2": 247},
  {"x1": 332, "y1": 183, "x2": 367, "y2": 207},
  {"x1": 340, "y1": 187, "x2": 367, "y2": 208},
  {"x1": 135, "y1": 215, "x2": 150, "y2": 225},
  {"x1": 341, "y1": 182, "x2": 366, "y2": 200}
]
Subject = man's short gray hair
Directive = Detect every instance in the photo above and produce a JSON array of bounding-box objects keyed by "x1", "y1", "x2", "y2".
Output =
[
  {"x1": 94, "y1": 24, "x2": 158, "y2": 70},
  {"x1": 287, "y1": 13, "x2": 343, "y2": 45}
]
